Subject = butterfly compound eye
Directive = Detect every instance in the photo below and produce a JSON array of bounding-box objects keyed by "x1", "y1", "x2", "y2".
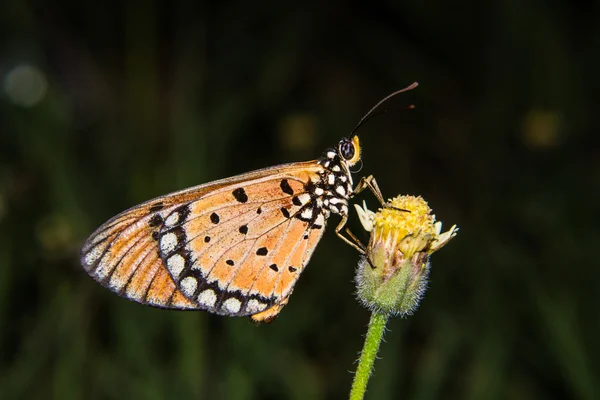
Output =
[
  {"x1": 339, "y1": 140, "x2": 355, "y2": 160},
  {"x1": 338, "y1": 136, "x2": 361, "y2": 166}
]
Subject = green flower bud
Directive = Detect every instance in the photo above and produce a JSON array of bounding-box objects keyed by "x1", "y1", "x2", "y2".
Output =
[{"x1": 354, "y1": 195, "x2": 458, "y2": 316}]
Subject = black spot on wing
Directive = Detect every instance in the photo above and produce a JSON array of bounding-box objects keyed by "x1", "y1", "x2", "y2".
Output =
[
  {"x1": 280, "y1": 179, "x2": 294, "y2": 195},
  {"x1": 280, "y1": 207, "x2": 290, "y2": 218},
  {"x1": 171, "y1": 204, "x2": 191, "y2": 225},
  {"x1": 269, "y1": 264, "x2": 279, "y2": 272},
  {"x1": 232, "y1": 187, "x2": 248, "y2": 203},
  {"x1": 148, "y1": 215, "x2": 163, "y2": 227},
  {"x1": 239, "y1": 225, "x2": 248, "y2": 234},
  {"x1": 210, "y1": 212, "x2": 220, "y2": 224},
  {"x1": 256, "y1": 247, "x2": 268, "y2": 256}
]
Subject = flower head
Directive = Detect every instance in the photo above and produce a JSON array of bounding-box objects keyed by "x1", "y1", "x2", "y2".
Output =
[{"x1": 354, "y1": 195, "x2": 458, "y2": 316}]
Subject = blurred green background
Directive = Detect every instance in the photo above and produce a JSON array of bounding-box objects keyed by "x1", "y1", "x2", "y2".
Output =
[{"x1": 1, "y1": 1, "x2": 599, "y2": 399}]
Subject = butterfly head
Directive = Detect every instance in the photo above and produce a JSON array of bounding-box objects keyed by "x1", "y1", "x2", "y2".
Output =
[
  {"x1": 318, "y1": 135, "x2": 362, "y2": 182},
  {"x1": 338, "y1": 135, "x2": 361, "y2": 167}
]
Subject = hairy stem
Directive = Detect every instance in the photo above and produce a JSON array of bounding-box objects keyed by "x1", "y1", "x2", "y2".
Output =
[{"x1": 349, "y1": 311, "x2": 389, "y2": 400}]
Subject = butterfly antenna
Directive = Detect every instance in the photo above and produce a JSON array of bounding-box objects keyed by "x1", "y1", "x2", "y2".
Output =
[{"x1": 350, "y1": 82, "x2": 419, "y2": 137}]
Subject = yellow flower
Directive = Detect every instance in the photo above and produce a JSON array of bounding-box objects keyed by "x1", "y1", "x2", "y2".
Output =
[{"x1": 354, "y1": 195, "x2": 458, "y2": 316}]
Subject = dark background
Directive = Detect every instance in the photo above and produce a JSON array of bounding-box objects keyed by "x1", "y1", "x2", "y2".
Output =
[{"x1": 1, "y1": 1, "x2": 599, "y2": 399}]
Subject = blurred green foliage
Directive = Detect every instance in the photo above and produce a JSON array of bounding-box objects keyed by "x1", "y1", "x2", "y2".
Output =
[{"x1": 1, "y1": 1, "x2": 599, "y2": 399}]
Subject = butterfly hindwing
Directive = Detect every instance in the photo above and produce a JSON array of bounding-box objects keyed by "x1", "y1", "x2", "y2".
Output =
[{"x1": 156, "y1": 173, "x2": 324, "y2": 317}]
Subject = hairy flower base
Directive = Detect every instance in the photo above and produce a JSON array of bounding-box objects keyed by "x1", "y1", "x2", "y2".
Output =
[
  {"x1": 355, "y1": 195, "x2": 457, "y2": 316},
  {"x1": 356, "y1": 249, "x2": 430, "y2": 316}
]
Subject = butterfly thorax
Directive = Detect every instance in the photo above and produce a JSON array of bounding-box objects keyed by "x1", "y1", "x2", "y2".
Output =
[{"x1": 293, "y1": 148, "x2": 353, "y2": 228}]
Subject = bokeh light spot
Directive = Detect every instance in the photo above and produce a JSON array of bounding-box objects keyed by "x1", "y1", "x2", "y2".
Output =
[
  {"x1": 278, "y1": 113, "x2": 318, "y2": 152},
  {"x1": 4, "y1": 64, "x2": 48, "y2": 107},
  {"x1": 522, "y1": 109, "x2": 562, "y2": 150}
]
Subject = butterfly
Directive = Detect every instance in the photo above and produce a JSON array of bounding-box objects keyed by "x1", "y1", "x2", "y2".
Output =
[{"x1": 80, "y1": 83, "x2": 418, "y2": 323}]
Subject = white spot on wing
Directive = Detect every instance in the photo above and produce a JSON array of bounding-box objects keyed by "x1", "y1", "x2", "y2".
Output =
[
  {"x1": 297, "y1": 193, "x2": 311, "y2": 205},
  {"x1": 327, "y1": 151, "x2": 336, "y2": 158},
  {"x1": 180, "y1": 276, "x2": 198, "y2": 297},
  {"x1": 167, "y1": 254, "x2": 186, "y2": 278},
  {"x1": 198, "y1": 289, "x2": 217, "y2": 307},
  {"x1": 301, "y1": 208, "x2": 313, "y2": 219},
  {"x1": 328, "y1": 174, "x2": 335, "y2": 185},
  {"x1": 223, "y1": 297, "x2": 242, "y2": 313},
  {"x1": 314, "y1": 187, "x2": 324, "y2": 196},
  {"x1": 164, "y1": 212, "x2": 180, "y2": 227},
  {"x1": 336, "y1": 185, "x2": 346, "y2": 196},
  {"x1": 160, "y1": 232, "x2": 178, "y2": 254},
  {"x1": 332, "y1": 165, "x2": 341, "y2": 172},
  {"x1": 246, "y1": 299, "x2": 268, "y2": 314}
]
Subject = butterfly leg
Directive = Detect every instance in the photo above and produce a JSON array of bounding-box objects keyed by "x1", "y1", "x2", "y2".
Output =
[
  {"x1": 337, "y1": 175, "x2": 386, "y2": 253},
  {"x1": 352, "y1": 175, "x2": 385, "y2": 205},
  {"x1": 353, "y1": 175, "x2": 410, "y2": 213},
  {"x1": 344, "y1": 227, "x2": 367, "y2": 252},
  {"x1": 335, "y1": 214, "x2": 367, "y2": 254},
  {"x1": 337, "y1": 176, "x2": 406, "y2": 253}
]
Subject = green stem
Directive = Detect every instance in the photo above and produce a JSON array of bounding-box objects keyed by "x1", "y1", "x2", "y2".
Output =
[{"x1": 349, "y1": 311, "x2": 389, "y2": 400}]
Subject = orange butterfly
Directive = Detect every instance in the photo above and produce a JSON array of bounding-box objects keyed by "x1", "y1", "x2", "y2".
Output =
[{"x1": 80, "y1": 83, "x2": 418, "y2": 323}]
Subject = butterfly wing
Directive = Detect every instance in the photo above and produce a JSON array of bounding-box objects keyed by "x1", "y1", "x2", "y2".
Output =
[{"x1": 81, "y1": 161, "x2": 327, "y2": 320}]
